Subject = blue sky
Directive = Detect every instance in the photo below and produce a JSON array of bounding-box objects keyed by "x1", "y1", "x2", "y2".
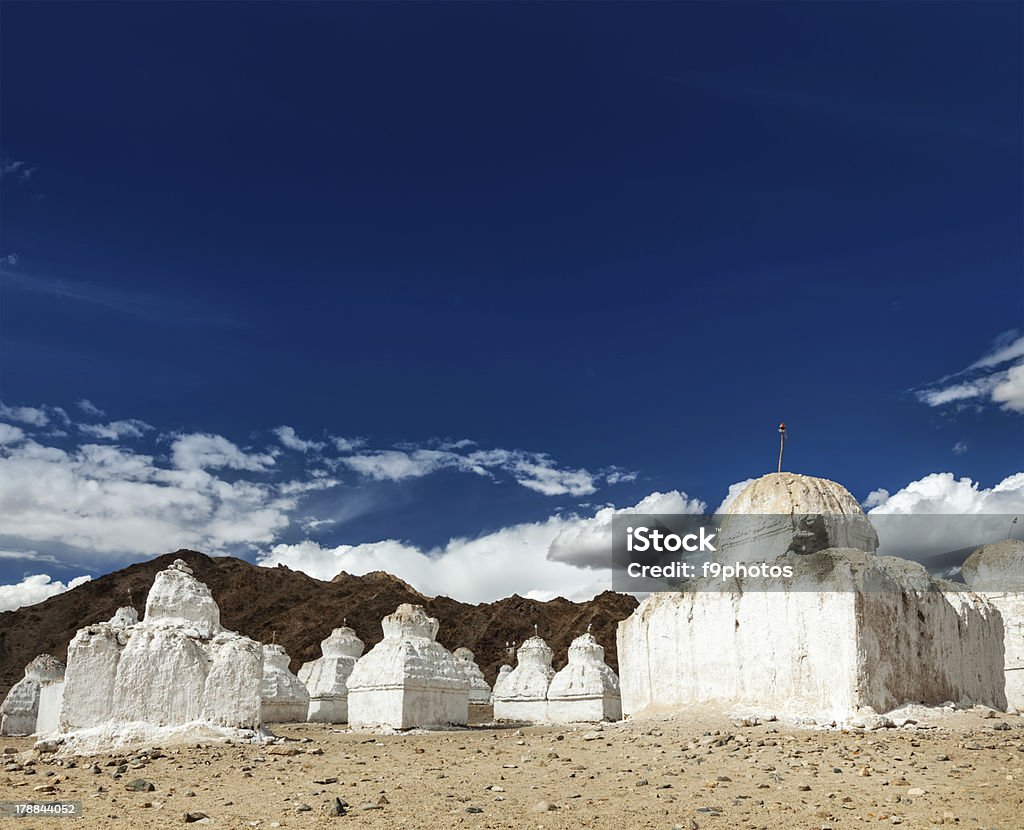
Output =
[{"x1": 1, "y1": 3, "x2": 1021, "y2": 606}]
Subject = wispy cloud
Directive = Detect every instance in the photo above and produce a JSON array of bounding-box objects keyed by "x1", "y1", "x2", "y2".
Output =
[
  {"x1": 913, "y1": 331, "x2": 1024, "y2": 415},
  {"x1": 76, "y1": 399, "x2": 105, "y2": 418},
  {"x1": 0, "y1": 266, "x2": 239, "y2": 326},
  {"x1": 0, "y1": 158, "x2": 37, "y2": 183}
]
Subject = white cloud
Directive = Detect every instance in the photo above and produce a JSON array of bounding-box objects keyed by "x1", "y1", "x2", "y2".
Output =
[
  {"x1": 866, "y1": 472, "x2": 1024, "y2": 561},
  {"x1": 0, "y1": 402, "x2": 50, "y2": 427},
  {"x1": 0, "y1": 158, "x2": 37, "y2": 183},
  {"x1": 78, "y1": 419, "x2": 153, "y2": 441},
  {"x1": 915, "y1": 332, "x2": 1024, "y2": 414},
  {"x1": 1, "y1": 253, "x2": 19, "y2": 267},
  {"x1": 274, "y1": 425, "x2": 325, "y2": 453},
  {"x1": 0, "y1": 437, "x2": 295, "y2": 560},
  {"x1": 992, "y1": 363, "x2": 1024, "y2": 413},
  {"x1": 714, "y1": 477, "x2": 757, "y2": 513},
  {"x1": 0, "y1": 574, "x2": 92, "y2": 613},
  {"x1": 76, "y1": 399, "x2": 105, "y2": 417},
  {"x1": 952, "y1": 441, "x2": 968, "y2": 455},
  {"x1": 329, "y1": 435, "x2": 365, "y2": 452},
  {"x1": 170, "y1": 433, "x2": 277, "y2": 471},
  {"x1": 259, "y1": 490, "x2": 704, "y2": 602},
  {"x1": 0, "y1": 423, "x2": 26, "y2": 445}
]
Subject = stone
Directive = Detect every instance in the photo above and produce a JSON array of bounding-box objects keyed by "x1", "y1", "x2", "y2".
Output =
[
  {"x1": 298, "y1": 627, "x2": 364, "y2": 723},
  {"x1": 617, "y1": 475, "x2": 1007, "y2": 724},
  {"x1": 126, "y1": 777, "x2": 155, "y2": 791},
  {"x1": 0, "y1": 654, "x2": 65, "y2": 736},
  {"x1": 962, "y1": 540, "x2": 1024, "y2": 711},
  {"x1": 346, "y1": 604, "x2": 469, "y2": 729},
  {"x1": 546, "y1": 632, "x2": 621, "y2": 723},
  {"x1": 453, "y1": 648, "x2": 492, "y2": 705},
  {"x1": 260, "y1": 645, "x2": 310, "y2": 723},
  {"x1": 57, "y1": 560, "x2": 263, "y2": 750},
  {"x1": 493, "y1": 636, "x2": 554, "y2": 723},
  {"x1": 716, "y1": 472, "x2": 879, "y2": 565}
]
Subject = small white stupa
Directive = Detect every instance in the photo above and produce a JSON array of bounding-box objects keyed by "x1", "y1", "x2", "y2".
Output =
[
  {"x1": 618, "y1": 473, "x2": 1007, "y2": 724},
  {"x1": 0, "y1": 655, "x2": 65, "y2": 736},
  {"x1": 547, "y1": 630, "x2": 621, "y2": 723},
  {"x1": 492, "y1": 665, "x2": 512, "y2": 703},
  {"x1": 453, "y1": 647, "x2": 491, "y2": 705},
  {"x1": 346, "y1": 604, "x2": 469, "y2": 730},
  {"x1": 57, "y1": 559, "x2": 264, "y2": 750},
  {"x1": 297, "y1": 626, "x2": 364, "y2": 723},
  {"x1": 962, "y1": 539, "x2": 1024, "y2": 711},
  {"x1": 492, "y1": 634, "x2": 554, "y2": 723},
  {"x1": 261, "y1": 644, "x2": 310, "y2": 723}
]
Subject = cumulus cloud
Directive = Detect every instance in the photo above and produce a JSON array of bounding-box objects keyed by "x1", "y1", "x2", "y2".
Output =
[
  {"x1": 259, "y1": 490, "x2": 703, "y2": 602},
  {"x1": 0, "y1": 574, "x2": 92, "y2": 613},
  {"x1": 274, "y1": 425, "x2": 324, "y2": 453},
  {"x1": 0, "y1": 437, "x2": 296, "y2": 560},
  {"x1": 0, "y1": 402, "x2": 50, "y2": 427},
  {"x1": 866, "y1": 472, "x2": 1024, "y2": 562},
  {"x1": 915, "y1": 332, "x2": 1024, "y2": 414},
  {"x1": 78, "y1": 419, "x2": 153, "y2": 441},
  {"x1": 0, "y1": 423, "x2": 26, "y2": 445},
  {"x1": 170, "y1": 433, "x2": 277, "y2": 471}
]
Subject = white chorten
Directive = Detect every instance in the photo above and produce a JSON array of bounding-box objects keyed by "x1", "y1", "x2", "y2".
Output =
[
  {"x1": 260, "y1": 644, "x2": 310, "y2": 723},
  {"x1": 58, "y1": 560, "x2": 263, "y2": 748},
  {"x1": 298, "y1": 626, "x2": 364, "y2": 723},
  {"x1": 346, "y1": 604, "x2": 469, "y2": 730},
  {"x1": 547, "y1": 631, "x2": 621, "y2": 723},
  {"x1": 0, "y1": 655, "x2": 65, "y2": 736},
  {"x1": 618, "y1": 474, "x2": 1007, "y2": 723},
  {"x1": 962, "y1": 539, "x2": 1024, "y2": 711},
  {"x1": 453, "y1": 647, "x2": 492, "y2": 704},
  {"x1": 492, "y1": 635, "x2": 554, "y2": 723},
  {"x1": 492, "y1": 664, "x2": 512, "y2": 703}
]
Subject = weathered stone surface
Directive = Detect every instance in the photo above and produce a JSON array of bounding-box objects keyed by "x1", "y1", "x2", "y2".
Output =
[
  {"x1": 717, "y1": 472, "x2": 879, "y2": 564},
  {"x1": 57, "y1": 559, "x2": 263, "y2": 748},
  {"x1": 547, "y1": 632, "x2": 621, "y2": 723},
  {"x1": 493, "y1": 636, "x2": 554, "y2": 723},
  {"x1": 453, "y1": 647, "x2": 491, "y2": 705},
  {"x1": 346, "y1": 604, "x2": 469, "y2": 729},
  {"x1": 618, "y1": 549, "x2": 1006, "y2": 722},
  {"x1": 0, "y1": 655, "x2": 64, "y2": 736},
  {"x1": 260, "y1": 644, "x2": 310, "y2": 723},
  {"x1": 962, "y1": 540, "x2": 1024, "y2": 710},
  {"x1": 298, "y1": 627, "x2": 364, "y2": 723}
]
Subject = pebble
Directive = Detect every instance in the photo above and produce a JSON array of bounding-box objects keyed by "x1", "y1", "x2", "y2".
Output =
[{"x1": 533, "y1": 800, "x2": 558, "y2": 812}]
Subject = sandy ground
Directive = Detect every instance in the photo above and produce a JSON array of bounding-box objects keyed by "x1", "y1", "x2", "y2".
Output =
[{"x1": 1, "y1": 706, "x2": 1022, "y2": 830}]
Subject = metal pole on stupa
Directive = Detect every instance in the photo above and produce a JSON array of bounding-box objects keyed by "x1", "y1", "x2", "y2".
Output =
[
  {"x1": 1010, "y1": 516, "x2": 1019, "y2": 540},
  {"x1": 777, "y1": 422, "x2": 787, "y2": 474}
]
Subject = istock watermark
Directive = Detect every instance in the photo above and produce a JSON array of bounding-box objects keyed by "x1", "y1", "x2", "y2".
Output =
[{"x1": 610, "y1": 513, "x2": 1023, "y2": 593}]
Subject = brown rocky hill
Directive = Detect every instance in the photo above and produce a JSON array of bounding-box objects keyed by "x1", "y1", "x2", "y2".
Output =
[{"x1": 0, "y1": 550, "x2": 638, "y2": 698}]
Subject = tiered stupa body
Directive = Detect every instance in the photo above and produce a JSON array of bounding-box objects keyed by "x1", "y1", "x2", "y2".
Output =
[
  {"x1": 298, "y1": 627, "x2": 364, "y2": 722},
  {"x1": 346, "y1": 604, "x2": 469, "y2": 729},
  {"x1": 261, "y1": 644, "x2": 310, "y2": 722},
  {"x1": 0, "y1": 655, "x2": 65, "y2": 736},
  {"x1": 962, "y1": 539, "x2": 1024, "y2": 711},
  {"x1": 453, "y1": 647, "x2": 491, "y2": 705},
  {"x1": 58, "y1": 560, "x2": 263, "y2": 745},
  {"x1": 618, "y1": 473, "x2": 1007, "y2": 723},
  {"x1": 547, "y1": 632, "x2": 621, "y2": 723},
  {"x1": 492, "y1": 636, "x2": 554, "y2": 722}
]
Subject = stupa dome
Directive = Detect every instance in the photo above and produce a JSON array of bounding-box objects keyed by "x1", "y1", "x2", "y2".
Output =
[
  {"x1": 718, "y1": 472, "x2": 878, "y2": 562},
  {"x1": 962, "y1": 539, "x2": 1024, "y2": 592},
  {"x1": 144, "y1": 559, "x2": 221, "y2": 638},
  {"x1": 319, "y1": 626, "x2": 365, "y2": 659},
  {"x1": 381, "y1": 603, "x2": 440, "y2": 640}
]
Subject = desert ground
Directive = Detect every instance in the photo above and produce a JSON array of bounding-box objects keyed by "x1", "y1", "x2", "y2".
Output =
[{"x1": 1, "y1": 706, "x2": 1021, "y2": 830}]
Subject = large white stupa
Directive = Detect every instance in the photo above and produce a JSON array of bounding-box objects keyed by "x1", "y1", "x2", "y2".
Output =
[
  {"x1": 547, "y1": 631, "x2": 621, "y2": 723},
  {"x1": 617, "y1": 473, "x2": 1007, "y2": 723},
  {"x1": 56, "y1": 559, "x2": 264, "y2": 750},
  {"x1": 0, "y1": 655, "x2": 65, "y2": 736},
  {"x1": 260, "y1": 644, "x2": 310, "y2": 723},
  {"x1": 453, "y1": 647, "x2": 491, "y2": 705},
  {"x1": 492, "y1": 635, "x2": 554, "y2": 723},
  {"x1": 346, "y1": 604, "x2": 469, "y2": 730},
  {"x1": 298, "y1": 626, "x2": 364, "y2": 723},
  {"x1": 962, "y1": 539, "x2": 1024, "y2": 711}
]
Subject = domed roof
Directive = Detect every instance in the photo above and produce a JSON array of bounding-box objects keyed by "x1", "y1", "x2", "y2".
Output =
[
  {"x1": 962, "y1": 539, "x2": 1024, "y2": 592},
  {"x1": 144, "y1": 559, "x2": 221, "y2": 637},
  {"x1": 724, "y1": 472, "x2": 868, "y2": 517},
  {"x1": 319, "y1": 626, "x2": 364, "y2": 659},
  {"x1": 381, "y1": 604, "x2": 440, "y2": 641},
  {"x1": 719, "y1": 472, "x2": 878, "y2": 561}
]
